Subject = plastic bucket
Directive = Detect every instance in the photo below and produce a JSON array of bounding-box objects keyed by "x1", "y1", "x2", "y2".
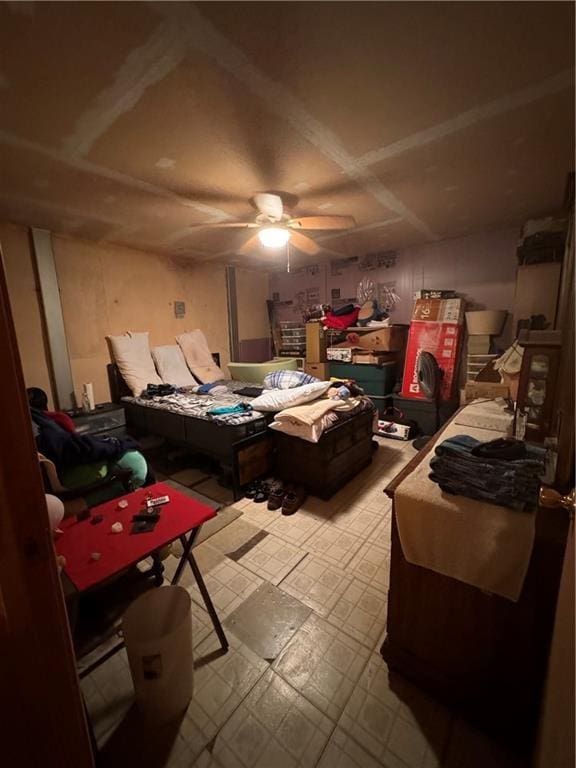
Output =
[
  {"x1": 122, "y1": 586, "x2": 193, "y2": 724},
  {"x1": 465, "y1": 310, "x2": 507, "y2": 336}
]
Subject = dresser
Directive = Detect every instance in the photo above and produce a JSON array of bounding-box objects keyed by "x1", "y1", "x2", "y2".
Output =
[{"x1": 382, "y1": 413, "x2": 569, "y2": 753}]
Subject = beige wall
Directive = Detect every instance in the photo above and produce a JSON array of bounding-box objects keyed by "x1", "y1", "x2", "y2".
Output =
[
  {"x1": 0, "y1": 222, "x2": 53, "y2": 405},
  {"x1": 2, "y1": 221, "x2": 272, "y2": 404},
  {"x1": 236, "y1": 267, "x2": 271, "y2": 341},
  {"x1": 51, "y1": 236, "x2": 232, "y2": 404}
]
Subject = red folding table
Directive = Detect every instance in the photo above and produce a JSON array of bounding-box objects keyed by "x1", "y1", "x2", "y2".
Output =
[{"x1": 56, "y1": 481, "x2": 229, "y2": 676}]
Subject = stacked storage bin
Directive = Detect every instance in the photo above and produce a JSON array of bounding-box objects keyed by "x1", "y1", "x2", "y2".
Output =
[{"x1": 278, "y1": 321, "x2": 306, "y2": 357}]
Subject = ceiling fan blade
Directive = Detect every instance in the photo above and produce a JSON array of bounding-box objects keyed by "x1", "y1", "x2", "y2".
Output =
[
  {"x1": 238, "y1": 233, "x2": 262, "y2": 255},
  {"x1": 206, "y1": 222, "x2": 258, "y2": 228},
  {"x1": 289, "y1": 230, "x2": 320, "y2": 255},
  {"x1": 253, "y1": 192, "x2": 284, "y2": 220},
  {"x1": 288, "y1": 215, "x2": 356, "y2": 230}
]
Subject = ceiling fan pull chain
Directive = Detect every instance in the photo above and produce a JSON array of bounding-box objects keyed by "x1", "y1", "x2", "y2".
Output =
[{"x1": 287, "y1": 241, "x2": 291, "y2": 273}]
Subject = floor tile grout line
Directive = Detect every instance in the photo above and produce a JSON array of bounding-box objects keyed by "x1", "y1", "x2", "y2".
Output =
[
  {"x1": 270, "y1": 672, "x2": 340, "y2": 768},
  {"x1": 274, "y1": 549, "x2": 312, "y2": 588},
  {"x1": 310, "y1": 717, "x2": 340, "y2": 768},
  {"x1": 191, "y1": 649, "x2": 273, "y2": 762},
  {"x1": 275, "y1": 627, "x2": 379, "y2": 767}
]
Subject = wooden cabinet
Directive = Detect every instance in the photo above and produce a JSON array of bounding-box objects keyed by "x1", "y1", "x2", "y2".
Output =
[
  {"x1": 382, "y1": 420, "x2": 569, "y2": 753},
  {"x1": 516, "y1": 330, "x2": 562, "y2": 443}
]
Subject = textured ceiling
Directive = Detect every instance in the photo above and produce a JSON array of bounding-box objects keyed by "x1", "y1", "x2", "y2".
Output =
[{"x1": 0, "y1": 1, "x2": 574, "y2": 268}]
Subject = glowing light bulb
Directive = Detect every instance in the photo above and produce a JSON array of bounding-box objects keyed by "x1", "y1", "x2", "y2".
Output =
[{"x1": 258, "y1": 227, "x2": 290, "y2": 248}]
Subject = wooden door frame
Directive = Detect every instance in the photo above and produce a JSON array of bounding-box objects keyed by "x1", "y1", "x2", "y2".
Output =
[
  {"x1": 0, "y1": 245, "x2": 94, "y2": 766},
  {"x1": 533, "y1": 201, "x2": 575, "y2": 767}
]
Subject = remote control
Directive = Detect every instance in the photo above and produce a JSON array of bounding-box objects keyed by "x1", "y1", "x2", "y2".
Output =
[
  {"x1": 132, "y1": 513, "x2": 160, "y2": 522},
  {"x1": 146, "y1": 495, "x2": 170, "y2": 508}
]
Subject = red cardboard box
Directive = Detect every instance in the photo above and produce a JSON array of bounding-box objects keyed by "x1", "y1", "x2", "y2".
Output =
[
  {"x1": 401, "y1": 321, "x2": 463, "y2": 400},
  {"x1": 411, "y1": 298, "x2": 464, "y2": 324}
]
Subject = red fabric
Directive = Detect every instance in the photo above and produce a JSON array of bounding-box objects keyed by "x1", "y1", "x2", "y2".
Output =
[
  {"x1": 46, "y1": 410, "x2": 76, "y2": 433},
  {"x1": 56, "y1": 482, "x2": 216, "y2": 592},
  {"x1": 321, "y1": 308, "x2": 360, "y2": 329}
]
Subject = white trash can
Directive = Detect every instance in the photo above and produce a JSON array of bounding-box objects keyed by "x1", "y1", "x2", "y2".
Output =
[{"x1": 122, "y1": 585, "x2": 193, "y2": 724}]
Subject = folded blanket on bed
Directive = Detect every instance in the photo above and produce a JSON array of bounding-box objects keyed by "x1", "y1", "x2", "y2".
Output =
[
  {"x1": 274, "y1": 398, "x2": 339, "y2": 426},
  {"x1": 270, "y1": 396, "x2": 366, "y2": 442}
]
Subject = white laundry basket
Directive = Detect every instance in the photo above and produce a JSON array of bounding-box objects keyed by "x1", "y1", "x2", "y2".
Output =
[{"x1": 122, "y1": 585, "x2": 193, "y2": 724}]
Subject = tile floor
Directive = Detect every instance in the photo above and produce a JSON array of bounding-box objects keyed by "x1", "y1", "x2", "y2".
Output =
[{"x1": 82, "y1": 438, "x2": 528, "y2": 768}]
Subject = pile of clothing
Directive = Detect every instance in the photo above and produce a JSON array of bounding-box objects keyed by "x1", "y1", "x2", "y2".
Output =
[{"x1": 429, "y1": 436, "x2": 546, "y2": 511}]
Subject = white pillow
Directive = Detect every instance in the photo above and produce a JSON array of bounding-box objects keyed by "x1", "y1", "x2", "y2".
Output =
[
  {"x1": 176, "y1": 329, "x2": 225, "y2": 384},
  {"x1": 151, "y1": 345, "x2": 196, "y2": 387},
  {"x1": 107, "y1": 331, "x2": 162, "y2": 396},
  {"x1": 250, "y1": 381, "x2": 332, "y2": 412}
]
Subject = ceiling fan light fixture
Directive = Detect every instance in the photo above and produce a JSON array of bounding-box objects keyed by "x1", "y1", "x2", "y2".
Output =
[{"x1": 258, "y1": 226, "x2": 290, "y2": 248}]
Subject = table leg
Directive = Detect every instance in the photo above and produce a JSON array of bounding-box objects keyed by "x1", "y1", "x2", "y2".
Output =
[
  {"x1": 173, "y1": 532, "x2": 229, "y2": 652},
  {"x1": 150, "y1": 551, "x2": 165, "y2": 586}
]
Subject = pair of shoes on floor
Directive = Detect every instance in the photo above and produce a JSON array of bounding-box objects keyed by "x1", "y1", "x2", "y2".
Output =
[
  {"x1": 267, "y1": 482, "x2": 307, "y2": 515},
  {"x1": 244, "y1": 478, "x2": 274, "y2": 504}
]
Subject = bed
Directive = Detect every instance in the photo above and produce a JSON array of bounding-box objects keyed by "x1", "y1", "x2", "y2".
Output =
[
  {"x1": 107, "y1": 362, "x2": 272, "y2": 500},
  {"x1": 108, "y1": 360, "x2": 378, "y2": 501}
]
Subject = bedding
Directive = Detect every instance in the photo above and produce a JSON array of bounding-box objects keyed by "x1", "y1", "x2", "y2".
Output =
[
  {"x1": 176, "y1": 329, "x2": 225, "y2": 383},
  {"x1": 125, "y1": 379, "x2": 263, "y2": 426},
  {"x1": 151, "y1": 344, "x2": 196, "y2": 387},
  {"x1": 275, "y1": 398, "x2": 339, "y2": 425},
  {"x1": 107, "y1": 331, "x2": 162, "y2": 396},
  {"x1": 250, "y1": 381, "x2": 332, "y2": 412},
  {"x1": 269, "y1": 398, "x2": 337, "y2": 443},
  {"x1": 269, "y1": 395, "x2": 375, "y2": 443},
  {"x1": 263, "y1": 369, "x2": 319, "y2": 390}
]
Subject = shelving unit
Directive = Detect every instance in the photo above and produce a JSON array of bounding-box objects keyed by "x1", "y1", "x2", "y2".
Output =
[{"x1": 278, "y1": 321, "x2": 306, "y2": 357}]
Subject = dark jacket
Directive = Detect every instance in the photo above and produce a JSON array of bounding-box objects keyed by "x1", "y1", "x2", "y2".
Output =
[{"x1": 32, "y1": 408, "x2": 140, "y2": 473}]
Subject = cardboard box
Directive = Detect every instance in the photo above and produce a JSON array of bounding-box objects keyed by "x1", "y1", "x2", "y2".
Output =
[
  {"x1": 305, "y1": 362, "x2": 329, "y2": 379},
  {"x1": 412, "y1": 298, "x2": 464, "y2": 324},
  {"x1": 463, "y1": 381, "x2": 510, "y2": 402},
  {"x1": 305, "y1": 322, "x2": 326, "y2": 363},
  {"x1": 327, "y1": 347, "x2": 354, "y2": 362},
  {"x1": 376, "y1": 420, "x2": 412, "y2": 440},
  {"x1": 353, "y1": 352, "x2": 396, "y2": 365},
  {"x1": 401, "y1": 321, "x2": 463, "y2": 401},
  {"x1": 356, "y1": 325, "x2": 408, "y2": 352}
]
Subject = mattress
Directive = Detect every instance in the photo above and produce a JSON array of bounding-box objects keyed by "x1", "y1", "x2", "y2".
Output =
[{"x1": 122, "y1": 379, "x2": 263, "y2": 426}]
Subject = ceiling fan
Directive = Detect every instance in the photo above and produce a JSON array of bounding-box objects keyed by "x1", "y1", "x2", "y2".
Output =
[{"x1": 208, "y1": 192, "x2": 356, "y2": 255}]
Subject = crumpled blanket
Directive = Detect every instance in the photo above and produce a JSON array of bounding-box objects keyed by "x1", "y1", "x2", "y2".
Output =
[
  {"x1": 274, "y1": 398, "x2": 339, "y2": 426},
  {"x1": 269, "y1": 396, "x2": 367, "y2": 442}
]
